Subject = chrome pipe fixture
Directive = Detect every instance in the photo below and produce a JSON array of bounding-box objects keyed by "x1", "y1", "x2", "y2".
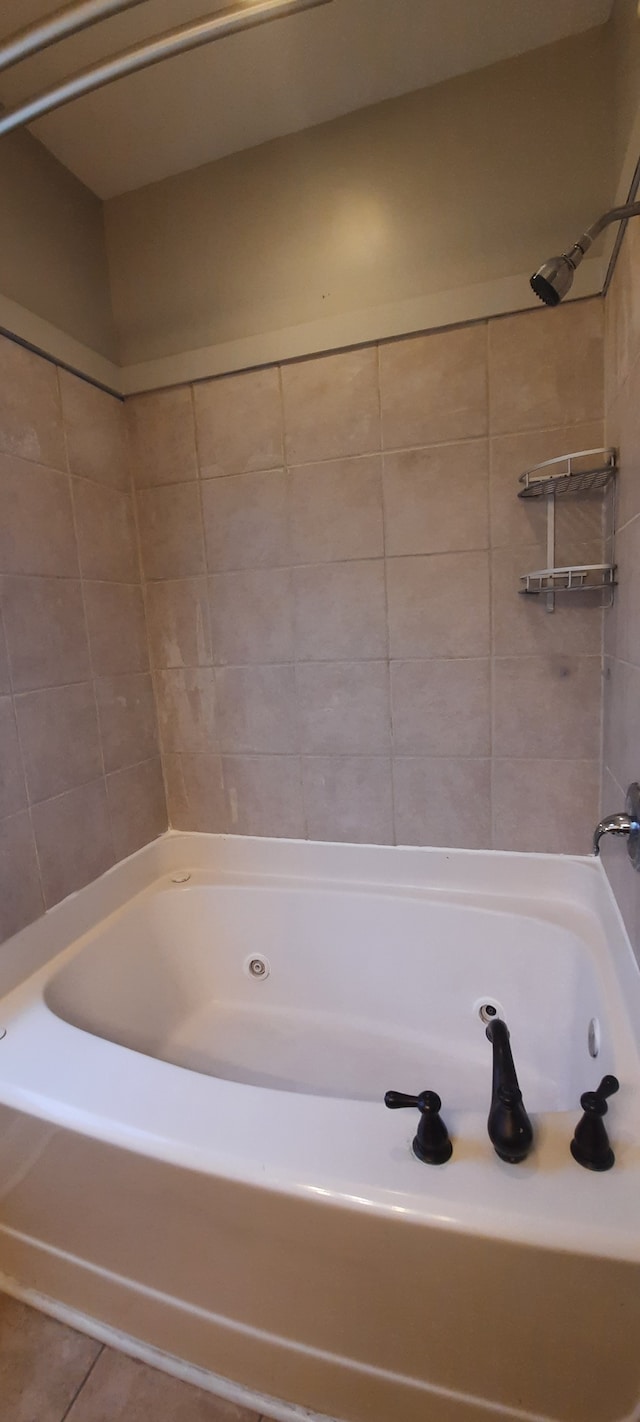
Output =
[
  {"x1": 531, "y1": 201, "x2": 640, "y2": 306},
  {"x1": 593, "y1": 783, "x2": 640, "y2": 870},
  {"x1": 0, "y1": 1, "x2": 150, "y2": 75},
  {"x1": 0, "y1": 0, "x2": 332, "y2": 136}
]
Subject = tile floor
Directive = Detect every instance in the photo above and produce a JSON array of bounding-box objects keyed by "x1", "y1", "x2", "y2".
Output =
[{"x1": 0, "y1": 1293, "x2": 275, "y2": 1421}]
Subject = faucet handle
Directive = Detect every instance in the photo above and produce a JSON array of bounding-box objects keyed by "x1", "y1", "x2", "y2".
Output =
[
  {"x1": 385, "y1": 1089, "x2": 435, "y2": 1110},
  {"x1": 570, "y1": 1075, "x2": 619, "y2": 1171},
  {"x1": 579, "y1": 1074, "x2": 619, "y2": 1115},
  {"x1": 384, "y1": 1089, "x2": 453, "y2": 1164}
]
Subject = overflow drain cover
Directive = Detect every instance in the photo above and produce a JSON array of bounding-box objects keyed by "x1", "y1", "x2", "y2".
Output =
[{"x1": 245, "y1": 955, "x2": 270, "y2": 980}]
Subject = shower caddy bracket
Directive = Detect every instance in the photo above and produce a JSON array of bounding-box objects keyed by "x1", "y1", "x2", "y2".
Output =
[{"x1": 517, "y1": 447, "x2": 617, "y2": 612}]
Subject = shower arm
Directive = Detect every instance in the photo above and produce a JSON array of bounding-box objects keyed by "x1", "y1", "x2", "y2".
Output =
[
  {"x1": 0, "y1": 0, "x2": 333, "y2": 138},
  {"x1": 563, "y1": 201, "x2": 640, "y2": 271}
]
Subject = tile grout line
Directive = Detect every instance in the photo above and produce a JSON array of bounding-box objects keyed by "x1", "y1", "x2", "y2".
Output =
[
  {"x1": 190, "y1": 378, "x2": 226, "y2": 833},
  {"x1": 376, "y1": 340, "x2": 397, "y2": 846},
  {"x1": 63, "y1": 389, "x2": 116, "y2": 870},
  {"x1": 126, "y1": 393, "x2": 167, "y2": 836},
  {"x1": 279, "y1": 361, "x2": 310, "y2": 843},
  {"x1": 485, "y1": 318, "x2": 497, "y2": 851},
  {"x1": 128, "y1": 413, "x2": 604, "y2": 491},
  {"x1": 58, "y1": 1343, "x2": 105, "y2": 1422}
]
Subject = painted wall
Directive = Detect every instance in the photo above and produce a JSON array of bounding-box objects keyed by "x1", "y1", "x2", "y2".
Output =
[
  {"x1": 600, "y1": 216, "x2": 640, "y2": 963},
  {"x1": 128, "y1": 296, "x2": 605, "y2": 853},
  {"x1": 0, "y1": 335, "x2": 166, "y2": 946},
  {"x1": 0, "y1": 129, "x2": 118, "y2": 379},
  {"x1": 105, "y1": 28, "x2": 613, "y2": 391}
]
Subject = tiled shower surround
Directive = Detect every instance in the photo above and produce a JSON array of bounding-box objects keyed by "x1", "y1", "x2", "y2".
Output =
[
  {"x1": 601, "y1": 216, "x2": 640, "y2": 959},
  {"x1": 0, "y1": 296, "x2": 610, "y2": 948},
  {"x1": 0, "y1": 337, "x2": 166, "y2": 944},
  {"x1": 130, "y1": 297, "x2": 605, "y2": 855}
]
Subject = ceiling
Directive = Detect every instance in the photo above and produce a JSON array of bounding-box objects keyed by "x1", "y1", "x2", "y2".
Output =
[{"x1": 0, "y1": 0, "x2": 614, "y2": 199}]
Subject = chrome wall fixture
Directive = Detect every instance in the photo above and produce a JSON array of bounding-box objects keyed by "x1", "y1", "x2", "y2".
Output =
[
  {"x1": 0, "y1": 1, "x2": 150, "y2": 75},
  {"x1": 531, "y1": 199, "x2": 640, "y2": 306},
  {"x1": 0, "y1": 0, "x2": 332, "y2": 136}
]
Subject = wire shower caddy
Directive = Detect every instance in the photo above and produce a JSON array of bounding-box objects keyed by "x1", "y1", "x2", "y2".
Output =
[{"x1": 517, "y1": 447, "x2": 617, "y2": 611}]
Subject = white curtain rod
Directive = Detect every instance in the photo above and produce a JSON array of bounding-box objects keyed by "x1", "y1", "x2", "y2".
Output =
[
  {"x1": 0, "y1": 1, "x2": 151, "y2": 75},
  {"x1": 0, "y1": 0, "x2": 332, "y2": 136}
]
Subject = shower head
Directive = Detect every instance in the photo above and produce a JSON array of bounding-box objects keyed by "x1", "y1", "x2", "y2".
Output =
[
  {"x1": 530, "y1": 200, "x2": 640, "y2": 306},
  {"x1": 530, "y1": 254, "x2": 578, "y2": 306}
]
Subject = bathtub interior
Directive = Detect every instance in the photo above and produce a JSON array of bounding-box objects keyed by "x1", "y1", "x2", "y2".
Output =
[{"x1": 43, "y1": 877, "x2": 610, "y2": 1108}]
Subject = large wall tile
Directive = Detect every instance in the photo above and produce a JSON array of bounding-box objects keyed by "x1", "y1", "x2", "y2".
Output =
[
  {"x1": 394, "y1": 757, "x2": 491, "y2": 849},
  {"x1": 380, "y1": 323, "x2": 488, "y2": 449},
  {"x1": 282, "y1": 347, "x2": 380, "y2": 464},
  {"x1": 489, "y1": 301, "x2": 603, "y2": 435},
  {"x1": 602, "y1": 658, "x2": 640, "y2": 796},
  {"x1": 289, "y1": 455, "x2": 383, "y2": 564},
  {"x1": 14, "y1": 683, "x2": 101, "y2": 803},
  {"x1": 164, "y1": 751, "x2": 228, "y2": 831},
  {"x1": 1, "y1": 577, "x2": 90, "y2": 692},
  {"x1": 194, "y1": 366, "x2": 283, "y2": 477},
  {"x1": 0, "y1": 812, "x2": 44, "y2": 942},
  {"x1": 127, "y1": 387, "x2": 198, "y2": 486},
  {"x1": 210, "y1": 568, "x2": 293, "y2": 665},
  {"x1": 293, "y1": 560, "x2": 387, "y2": 660},
  {"x1": 493, "y1": 655, "x2": 601, "y2": 760},
  {"x1": 201, "y1": 469, "x2": 289, "y2": 571},
  {"x1": 0, "y1": 334, "x2": 65, "y2": 469},
  {"x1": 492, "y1": 758, "x2": 599, "y2": 855},
  {"x1": 32, "y1": 779, "x2": 115, "y2": 908},
  {"x1": 0, "y1": 696, "x2": 27, "y2": 817},
  {"x1": 146, "y1": 577, "x2": 211, "y2": 668},
  {"x1": 96, "y1": 672, "x2": 159, "y2": 772},
  {"x1": 610, "y1": 364, "x2": 640, "y2": 532},
  {"x1": 84, "y1": 582, "x2": 149, "y2": 674},
  {"x1": 154, "y1": 668, "x2": 216, "y2": 754},
  {"x1": 383, "y1": 440, "x2": 488, "y2": 556},
  {"x1": 0, "y1": 454, "x2": 78, "y2": 577},
  {"x1": 387, "y1": 552, "x2": 490, "y2": 659},
  {"x1": 73, "y1": 480, "x2": 139, "y2": 582},
  {"x1": 137, "y1": 483, "x2": 206, "y2": 579},
  {"x1": 391, "y1": 659, "x2": 490, "y2": 756},
  {"x1": 60, "y1": 370, "x2": 128, "y2": 489},
  {"x1": 107, "y1": 758, "x2": 167, "y2": 859},
  {"x1": 302, "y1": 756, "x2": 393, "y2": 845},
  {"x1": 222, "y1": 755, "x2": 305, "y2": 838},
  {"x1": 296, "y1": 661, "x2": 390, "y2": 754},
  {"x1": 606, "y1": 515, "x2": 640, "y2": 666},
  {"x1": 215, "y1": 665, "x2": 297, "y2": 753}
]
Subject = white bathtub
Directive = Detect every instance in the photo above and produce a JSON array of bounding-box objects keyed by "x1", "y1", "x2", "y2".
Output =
[{"x1": 0, "y1": 833, "x2": 638, "y2": 1422}]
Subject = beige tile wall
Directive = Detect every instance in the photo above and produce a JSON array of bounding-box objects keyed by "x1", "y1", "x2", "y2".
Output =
[
  {"x1": 601, "y1": 217, "x2": 640, "y2": 961},
  {"x1": 0, "y1": 336, "x2": 167, "y2": 945},
  {"x1": 130, "y1": 298, "x2": 605, "y2": 853}
]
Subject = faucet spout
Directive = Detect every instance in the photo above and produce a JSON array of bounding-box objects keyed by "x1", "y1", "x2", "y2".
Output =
[
  {"x1": 486, "y1": 1019, "x2": 534, "y2": 1163},
  {"x1": 593, "y1": 813, "x2": 633, "y2": 856}
]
